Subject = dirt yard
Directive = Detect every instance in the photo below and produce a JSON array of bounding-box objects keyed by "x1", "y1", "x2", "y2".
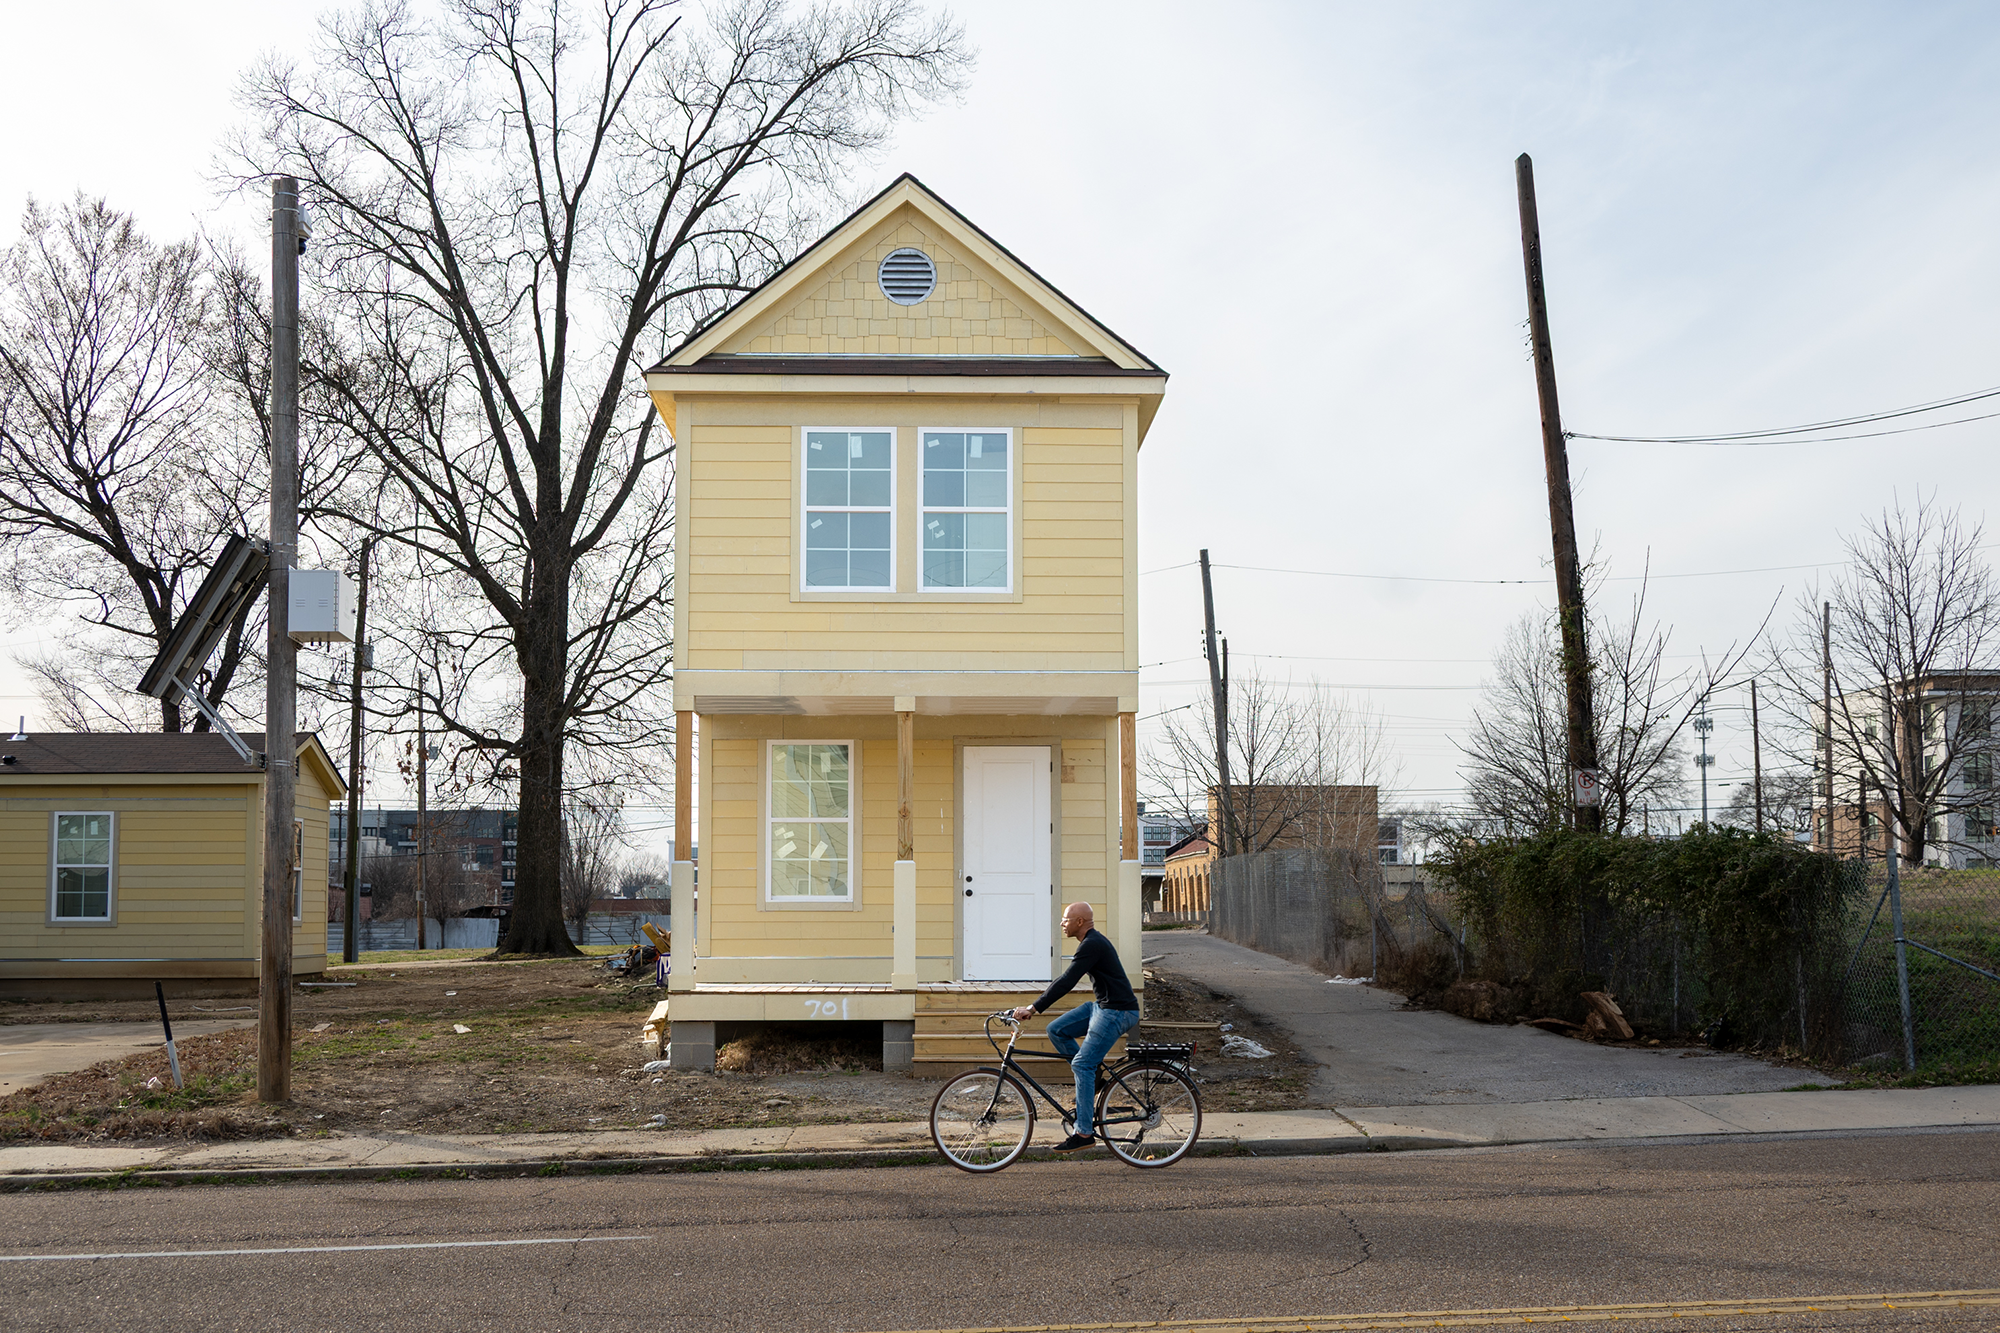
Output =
[
  {"x1": 1, "y1": 955, "x2": 1311, "y2": 1143},
  {"x1": 1137, "y1": 961, "x2": 1314, "y2": 1114}
]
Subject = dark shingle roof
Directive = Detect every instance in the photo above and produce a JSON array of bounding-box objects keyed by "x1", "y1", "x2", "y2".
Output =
[{"x1": 0, "y1": 731, "x2": 316, "y2": 776}]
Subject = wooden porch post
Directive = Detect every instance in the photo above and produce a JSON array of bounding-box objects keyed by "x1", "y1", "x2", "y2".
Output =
[
  {"x1": 892, "y1": 701, "x2": 917, "y2": 989},
  {"x1": 669, "y1": 710, "x2": 695, "y2": 993},
  {"x1": 1120, "y1": 711, "x2": 1139, "y2": 860},
  {"x1": 1117, "y1": 709, "x2": 1142, "y2": 988}
]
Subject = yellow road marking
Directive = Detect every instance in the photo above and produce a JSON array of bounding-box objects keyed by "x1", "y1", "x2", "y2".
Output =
[{"x1": 868, "y1": 1288, "x2": 2000, "y2": 1332}]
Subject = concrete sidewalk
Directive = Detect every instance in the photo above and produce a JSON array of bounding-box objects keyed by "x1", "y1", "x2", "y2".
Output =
[{"x1": 4, "y1": 1084, "x2": 1997, "y2": 1186}]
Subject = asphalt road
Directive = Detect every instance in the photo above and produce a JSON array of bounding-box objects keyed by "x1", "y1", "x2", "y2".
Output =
[
  {"x1": 1145, "y1": 930, "x2": 1833, "y2": 1105},
  {"x1": 4, "y1": 1129, "x2": 1996, "y2": 1331}
]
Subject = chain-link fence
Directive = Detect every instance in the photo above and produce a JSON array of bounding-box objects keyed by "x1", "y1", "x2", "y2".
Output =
[
  {"x1": 1208, "y1": 846, "x2": 1998, "y2": 1070},
  {"x1": 1840, "y1": 863, "x2": 2000, "y2": 1068},
  {"x1": 1208, "y1": 849, "x2": 1464, "y2": 981}
]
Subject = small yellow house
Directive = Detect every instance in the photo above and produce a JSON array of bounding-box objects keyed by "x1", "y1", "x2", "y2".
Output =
[
  {"x1": 0, "y1": 731, "x2": 343, "y2": 998},
  {"x1": 645, "y1": 175, "x2": 1166, "y2": 1073}
]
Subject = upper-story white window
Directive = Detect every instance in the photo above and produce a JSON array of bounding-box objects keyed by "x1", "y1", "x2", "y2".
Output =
[
  {"x1": 803, "y1": 430, "x2": 893, "y2": 590},
  {"x1": 921, "y1": 429, "x2": 1010, "y2": 591}
]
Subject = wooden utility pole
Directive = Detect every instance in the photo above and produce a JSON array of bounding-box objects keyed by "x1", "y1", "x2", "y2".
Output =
[
  {"x1": 1200, "y1": 550, "x2": 1234, "y2": 856},
  {"x1": 1823, "y1": 602, "x2": 1835, "y2": 856},
  {"x1": 341, "y1": 539, "x2": 372, "y2": 963},
  {"x1": 258, "y1": 177, "x2": 302, "y2": 1103},
  {"x1": 1750, "y1": 677, "x2": 1765, "y2": 834},
  {"x1": 1515, "y1": 154, "x2": 1600, "y2": 832},
  {"x1": 417, "y1": 674, "x2": 429, "y2": 951}
]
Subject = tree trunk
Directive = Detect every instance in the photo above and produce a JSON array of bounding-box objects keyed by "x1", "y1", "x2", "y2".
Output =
[{"x1": 497, "y1": 527, "x2": 581, "y2": 957}]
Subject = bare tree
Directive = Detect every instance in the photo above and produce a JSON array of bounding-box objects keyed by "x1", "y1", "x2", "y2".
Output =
[
  {"x1": 1768, "y1": 497, "x2": 2000, "y2": 863},
  {"x1": 1461, "y1": 576, "x2": 1754, "y2": 836},
  {"x1": 1146, "y1": 667, "x2": 1394, "y2": 855},
  {"x1": 617, "y1": 854, "x2": 670, "y2": 898},
  {"x1": 560, "y1": 798, "x2": 623, "y2": 940},
  {"x1": 0, "y1": 196, "x2": 264, "y2": 732},
  {"x1": 230, "y1": 0, "x2": 969, "y2": 955}
]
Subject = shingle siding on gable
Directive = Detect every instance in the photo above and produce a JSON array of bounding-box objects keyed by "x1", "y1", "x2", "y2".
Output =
[{"x1": 736, "y1": 218, "x2": 1082, "y2": 357}]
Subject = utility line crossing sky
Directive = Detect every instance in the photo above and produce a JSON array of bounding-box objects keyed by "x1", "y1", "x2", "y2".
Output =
[{"x1": 3, "y1": 2, "x2": 1997, "y2": 847}]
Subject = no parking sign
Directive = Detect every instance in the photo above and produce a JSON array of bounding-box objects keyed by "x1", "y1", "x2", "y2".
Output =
[{"x1": 1573, "y1": 768, "x2": 1602, "y2": 808}]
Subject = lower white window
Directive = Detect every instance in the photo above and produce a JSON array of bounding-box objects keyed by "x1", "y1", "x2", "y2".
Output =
[
  {"x1": 52, "y1": 812, "x2": 114, "y2": 922},
  {"x1": 767, "y1": 742, "x2": 853, "y2": 901},
  {"x1": 294, "y1": 819, "x2": 305, "y2": 922}
]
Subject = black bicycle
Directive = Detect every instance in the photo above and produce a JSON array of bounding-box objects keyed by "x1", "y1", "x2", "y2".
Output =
[{"x1": 928, "y1": 1012, "x2": 1202, "y2": 1172}]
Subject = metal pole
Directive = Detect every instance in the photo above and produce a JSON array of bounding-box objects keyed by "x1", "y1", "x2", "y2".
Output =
[
  {"x1": 1823, "y1": 603, "x2": 1834, "y2": 855},
  {"x1": 1695, "y1": 705, "x2": 1713, "y2": 827},
  {"x1": 1750, "y1": 678, "x2": 1765, "y2": 834},
  {"x1": 341, "y1": 539, "x2": 372, "y2": 963},
  {"x1": 257, "y1": 177, "x2": 301, "y2": 1104},
  {"x1": 1885, "y1": 696, "x2": 1916, "y2": 1070},
  {"x1": 1199, "y1": 550, "x2": 1234, "y2": 856},
  {"x1": 1516, "y1": 153, "x2": 1600, "y2": 833}
]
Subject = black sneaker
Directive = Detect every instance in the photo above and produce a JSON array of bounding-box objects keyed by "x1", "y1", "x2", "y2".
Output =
[{"x1": 1051, "y1": 1133, "x2": 1096, "y2": 1153}]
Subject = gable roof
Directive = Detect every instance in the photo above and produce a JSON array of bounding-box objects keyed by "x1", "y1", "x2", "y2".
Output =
[
  {"x1": 0, "y1": 731, "x2": 346, "y2": 798},
  {"x1": 650, "y1": 173, "x2": 1165, "y2": 376}
]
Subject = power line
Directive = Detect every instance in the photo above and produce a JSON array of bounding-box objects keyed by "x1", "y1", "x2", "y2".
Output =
[
  {"x1": 1569, "y1": 381, "x2": 2000, "y2": 446},
  {"x1": 1142, "y1": 556, "x2": 1856, "y2": 586}
]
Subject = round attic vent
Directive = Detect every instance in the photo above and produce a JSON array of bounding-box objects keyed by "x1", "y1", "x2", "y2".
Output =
[{"x1": 878, "y1": 248, "x2": 937, "y2": 305}]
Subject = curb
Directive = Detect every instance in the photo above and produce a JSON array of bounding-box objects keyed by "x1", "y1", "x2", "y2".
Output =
[
  {"x1": 0, "y1": 1131, "x2": 1380, "y2": 1192},
  {"x1": 7, "y1": 1120, "x2": 1992, "y2": 1192}
]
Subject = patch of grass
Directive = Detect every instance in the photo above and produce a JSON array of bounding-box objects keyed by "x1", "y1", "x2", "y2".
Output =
[{"x1": 1816, "y1": 1058, "x2": 2000, "y2": 1090}]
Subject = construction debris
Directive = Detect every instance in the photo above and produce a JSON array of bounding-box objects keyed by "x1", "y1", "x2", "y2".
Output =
[{"x1": 1580, "y1": 992, "x2": 1636, "y2": 1041}]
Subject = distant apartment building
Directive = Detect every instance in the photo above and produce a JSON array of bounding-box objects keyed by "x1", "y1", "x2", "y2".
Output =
[
  {"x1": 328, "y1": 807, "x2": 517, "y2": 919},
  {"x1": 1815, "y1": 672, "x2": 2000, "y2": 868},
  {"x1": 1128, "y1": 802, "x2": 1195, "y2": 910}
]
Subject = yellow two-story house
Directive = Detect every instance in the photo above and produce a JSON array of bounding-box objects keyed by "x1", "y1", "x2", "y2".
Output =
[{"x1": 645, "y1": 175, "x2": 1166, "y2": 1073}]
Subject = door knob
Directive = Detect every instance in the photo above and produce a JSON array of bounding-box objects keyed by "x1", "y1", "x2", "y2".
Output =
[
  {"x1": 964, "y1": 888, "x2": 973, "y2": 897},
  {"x1": 965, "y1": 875, "x2": 972, "y2": 882}
]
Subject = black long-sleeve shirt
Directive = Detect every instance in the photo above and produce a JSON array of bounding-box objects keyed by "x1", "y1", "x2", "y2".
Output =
[{"x1": 1032, "y1": 928, "x2": 1139, "y2": 1014}]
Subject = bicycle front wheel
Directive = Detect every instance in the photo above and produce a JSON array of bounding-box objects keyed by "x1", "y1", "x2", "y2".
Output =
[
  {"x1": 1095, "y1": 1063, "x2": 1202, "y2": 1167},
  {"x1": 930, "y1": 1068, "x2": 1036, "y2": 1173}
]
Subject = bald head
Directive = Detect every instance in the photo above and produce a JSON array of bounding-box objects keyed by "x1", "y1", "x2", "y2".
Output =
[{"x1": 1061, "y1": 901, "x2": 1094, "y2": 939}]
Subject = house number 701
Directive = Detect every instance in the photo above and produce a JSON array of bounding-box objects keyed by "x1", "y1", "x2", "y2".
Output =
[{"x1": 803, "y1": 998, "x2": 851, "y2": 1020}]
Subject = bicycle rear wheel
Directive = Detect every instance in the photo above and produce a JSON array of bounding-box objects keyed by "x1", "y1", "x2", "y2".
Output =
[
  {"x1": 1095, "y1": 1062, "x2": 1201, "y2": 1167},
  {"x1": 930, "y1": 1068, "x2": 1035, "y2": 1173}
]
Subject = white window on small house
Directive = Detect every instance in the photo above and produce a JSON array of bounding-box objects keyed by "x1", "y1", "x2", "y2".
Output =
[
  {"x1": 51, "y1": 812, "x2": 114, "y2": 922},
  {"x1": 767, "y1": 743, "x2": 853, "y2": 901},
  {"x1": 921, "y1": 429, "x2": 1010, "y2": 590},
  {"x1": 803, "y1": 430, "x2": 893, "y2": 590},
  {"x1": 294, "y1": 819, "x2": 305, "y2": 922}
]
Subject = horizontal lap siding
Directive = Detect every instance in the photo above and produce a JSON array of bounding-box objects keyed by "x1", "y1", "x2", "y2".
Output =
[
  {"x1": 0, "y1": 799, "x2": 253, "y2": 961},
  {"x1": 1059, "y1": 740, "x2": 1109, "y2": 912},
  {"x1": 684, "y1": 420, "x2": 1125, "y2": 670}
]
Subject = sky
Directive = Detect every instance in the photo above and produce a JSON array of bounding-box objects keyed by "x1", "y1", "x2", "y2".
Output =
[{"x1": 5, "y1": 1, "x2": 2000, "y2": 856}]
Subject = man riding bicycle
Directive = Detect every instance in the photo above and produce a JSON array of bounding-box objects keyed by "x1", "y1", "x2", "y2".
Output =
[{"x1": 1011, "y1": 901, "x2": 1140, "y2": 1154}]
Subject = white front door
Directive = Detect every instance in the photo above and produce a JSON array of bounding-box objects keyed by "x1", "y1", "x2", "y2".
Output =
[{"x1": 962, "y1": 745, "x2": 1053, "y2": 981}]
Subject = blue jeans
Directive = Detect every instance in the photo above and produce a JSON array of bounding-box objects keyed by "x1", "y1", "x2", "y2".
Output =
[{"x1": 1046, "y1": 1002, "x2": 1141, "y2": 1134}]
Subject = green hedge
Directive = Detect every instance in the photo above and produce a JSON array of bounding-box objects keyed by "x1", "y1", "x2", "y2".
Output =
[{"x1": 1429, "y1": 827, "x2": 1862, "y2": 1050}]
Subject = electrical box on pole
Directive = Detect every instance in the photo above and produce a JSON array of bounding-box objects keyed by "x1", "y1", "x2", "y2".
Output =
[{"x1": 288, "y1": 570, "x2": 358, "y2": 643}]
